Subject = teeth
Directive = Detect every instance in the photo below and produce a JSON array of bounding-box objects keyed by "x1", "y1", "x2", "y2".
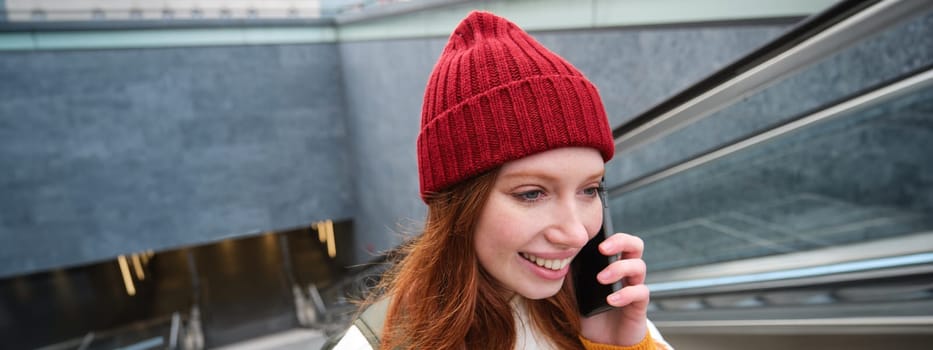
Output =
[{"x1": 521, "y1": 253, "x2": 572, "y2": 271}]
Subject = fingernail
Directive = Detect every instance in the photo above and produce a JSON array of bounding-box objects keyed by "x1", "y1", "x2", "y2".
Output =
[
  {"x1": 607, "y1": 293, "x2": 620, "y2": 304},
  {"x1": 600, "y1": 241, "x2": 614, "y2": 252},
  {"x1": 597, "y1": 270, "x2": 610, "y2": 282}
]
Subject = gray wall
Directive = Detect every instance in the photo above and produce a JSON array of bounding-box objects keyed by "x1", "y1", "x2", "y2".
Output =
[
  {"x1": 339, "y1": 23, "x2": 791, "y2": 263},
  {"x1": 339, "y1": 38, "x2": 445, "y2": 260},
  {"x1": 0, "y1": 44, "x2": 355, "y2": 278}
]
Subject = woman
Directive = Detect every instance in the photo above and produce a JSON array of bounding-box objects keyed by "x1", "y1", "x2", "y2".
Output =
[{"x1": 331, "y1": 11, "x2": 672, "y2": 350}]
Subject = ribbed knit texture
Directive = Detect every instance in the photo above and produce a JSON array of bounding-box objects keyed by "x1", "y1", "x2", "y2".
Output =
[
  {"x1": 580, "y1": 333, "x2": 666, "y2": 350},
  {"x1": 417, "y1": 11, "x2": 615, "y2": 199}
]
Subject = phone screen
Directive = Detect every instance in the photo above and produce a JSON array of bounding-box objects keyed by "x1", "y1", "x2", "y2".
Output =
[{"x1": 571, "y1": 179, "x2": 623, "y2": 317}]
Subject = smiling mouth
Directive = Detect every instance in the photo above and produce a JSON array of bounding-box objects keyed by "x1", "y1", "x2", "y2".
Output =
[{"x1": 520, "y1": 253, "x2": 572, "y2": 271}]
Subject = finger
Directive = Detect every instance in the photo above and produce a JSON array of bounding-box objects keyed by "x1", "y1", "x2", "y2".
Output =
[
  {"x1": 596, "y1": 258, "x2": 646, "y2": 286},
  {"x1": 607, "y1": 284, "x2": 650, "y2": 308},
  {"x1": 599, "y1": 233, "x2": 644, "y2": 259}
]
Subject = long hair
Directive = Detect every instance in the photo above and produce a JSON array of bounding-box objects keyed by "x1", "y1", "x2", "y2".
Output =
[{"x1": 374, "y1": 169, "x2": 585, "y2": 349}]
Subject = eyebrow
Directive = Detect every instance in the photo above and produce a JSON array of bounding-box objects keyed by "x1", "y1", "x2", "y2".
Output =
[{"x1": 499, "y1": 170, "x2": 605, "y2": 183}]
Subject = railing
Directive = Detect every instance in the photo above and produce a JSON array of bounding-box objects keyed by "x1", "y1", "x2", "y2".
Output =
[{"x1": 36, "y1": 312, "x2": 189, "y2": 350}]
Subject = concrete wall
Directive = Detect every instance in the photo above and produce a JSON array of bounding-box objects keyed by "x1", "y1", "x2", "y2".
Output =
[
  {"x1": 339, "y1": 38, "x2": 447, "y2": 260},
  {"x1": 339, "y1": 22, "x2": 792, "y2": 262},
  {"x1": 0, "y1": 44, "x2": 355, "y2": 278}
]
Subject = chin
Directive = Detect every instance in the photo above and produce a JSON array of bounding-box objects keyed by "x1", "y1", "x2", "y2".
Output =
[{"x1": 516, "y1": 280, "x2": 564, "y2": 300}]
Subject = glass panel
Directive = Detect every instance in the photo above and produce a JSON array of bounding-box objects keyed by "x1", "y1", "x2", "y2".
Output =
[
  {"x1": 611, "y1": 83, "x2": 933, "y2": 272},
  {"x1": 607, "y1": 11, "x2": 933, "y2": 186}
]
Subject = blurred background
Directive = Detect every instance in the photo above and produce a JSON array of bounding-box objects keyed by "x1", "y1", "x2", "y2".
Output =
[{"x1": 1, "y1": 0, "x2": 931, "y2": 349}]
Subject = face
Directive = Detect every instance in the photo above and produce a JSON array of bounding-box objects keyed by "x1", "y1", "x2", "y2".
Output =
[{"x1": 474, "y1": 147, "x2": 604, "y2": 300}]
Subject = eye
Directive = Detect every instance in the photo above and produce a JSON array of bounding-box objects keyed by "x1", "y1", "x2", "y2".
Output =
[
  {"x1": 514, "y1": 190, "x2": 544, "y2": 202},
  {"x1": 582, "y1": 186, "x2": 601, "y2": 197}
]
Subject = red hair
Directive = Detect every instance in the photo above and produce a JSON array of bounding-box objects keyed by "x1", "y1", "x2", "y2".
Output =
[{"x1": 373, "y1": 169, "x2": 586, "y2": 349}]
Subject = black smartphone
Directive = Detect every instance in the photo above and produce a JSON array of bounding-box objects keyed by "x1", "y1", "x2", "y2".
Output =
[{"x1": 571, "y1": 179, "x2": 623, "y2": 317}]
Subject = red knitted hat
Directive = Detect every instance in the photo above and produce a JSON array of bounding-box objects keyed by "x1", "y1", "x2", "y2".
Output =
[{"x1": 417, "y1": 11, "x2": 614, "y2": 199}]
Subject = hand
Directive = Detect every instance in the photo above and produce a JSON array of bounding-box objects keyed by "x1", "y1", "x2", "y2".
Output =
[{"x1": 579, "y1": 233, "x2": 650, "y2": 346}]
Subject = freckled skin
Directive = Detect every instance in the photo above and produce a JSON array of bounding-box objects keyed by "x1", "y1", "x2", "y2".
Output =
[
  {"x1": 473, "y1": 147, "x2": 653, "y2": 347},
  {"x1": 474, "y1": 147, "x2": 604, "y2": 300}
]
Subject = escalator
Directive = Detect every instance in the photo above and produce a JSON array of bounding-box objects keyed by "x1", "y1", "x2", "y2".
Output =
[{"x1": 602, "y1": 0, "x2": 933, "y2": 344}]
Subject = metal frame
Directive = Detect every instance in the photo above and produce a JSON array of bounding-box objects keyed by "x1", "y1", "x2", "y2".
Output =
[
  {"x1": 647, "y1": 232, "x2": 933, "y2": 294},
  {"x1": 653, "y1": 316, "x2": 933, "y2": 334}
]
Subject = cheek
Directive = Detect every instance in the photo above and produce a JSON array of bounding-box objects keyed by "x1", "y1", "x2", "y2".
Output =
[
  {"x1": 585, "y1": 205, "x2": 604, "y2": 239},
  {"x1": 476, "y1": 215, "x2": 518, "y2": 253},
  {"x1": 473, "y1": 228, "x2": 515, "y2": 280},
  {"x1": 474, "y1": 212, "x2": 506, "y2": 264},
  {"x1": 474, "y1": 206, "x2": 531, "y2": 258}
]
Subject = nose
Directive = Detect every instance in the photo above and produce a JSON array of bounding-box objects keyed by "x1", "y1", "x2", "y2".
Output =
[{"x1": 544, "y1": 197, "x2": 594, "y2": 249}]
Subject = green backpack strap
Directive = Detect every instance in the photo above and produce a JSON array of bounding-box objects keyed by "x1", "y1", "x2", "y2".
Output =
[{"x1": 353, "y1": 297, "x2": 390, "y2": 347}]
